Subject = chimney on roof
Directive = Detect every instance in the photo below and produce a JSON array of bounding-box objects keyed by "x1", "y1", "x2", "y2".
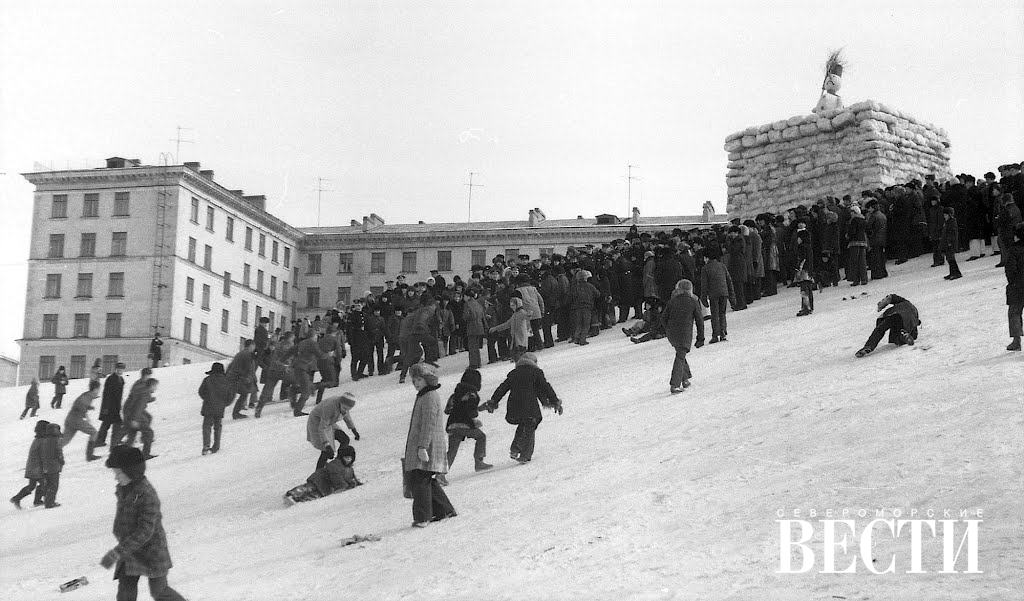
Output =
[
  {"x1": 577, "y1": 215, "x2": 584, "y2": 220},
  {"x1": 199, "y1": 169, "x2": 215, "y2": 181},
  {"x1": 361, "y1": 214, "x2": 384, "y2": 232},
  {"x1": 183, "y1": 161, "x2": 201, "y2": 172},
  {"x1": 632, "y1": 207, "x2": 640, "y2": 225},
  {"x1": 243, "y1": 195, "x2": 266, "y2": 211},
  {"x1": 105, "y1": 157, "x2": 128, "y2": 168},
  {"x1": 418, "y1": 220, "x2": 425, "y2": 225},
  {"x1": 528, "y1": 207, "x2": 546, "y2": 227},
  {"x1": 368, "y1": 213, "x2": 385, "y2": 227},
  {"x1": 350, "y1": 219, "x2": 360, "y2": 227},
  {"x1": 701, "y1": 201, "x2": 716, "y2": 223}
]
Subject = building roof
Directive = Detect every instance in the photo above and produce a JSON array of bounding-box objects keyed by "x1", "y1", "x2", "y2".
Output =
[{"x1": 300, "y1": 215, "x2": 721, "y2": 237}]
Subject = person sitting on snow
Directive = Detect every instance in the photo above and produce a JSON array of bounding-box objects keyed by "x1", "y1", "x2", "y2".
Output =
[
  {"x1": 855, "y1": 294, "x2": 920, "y2": 358},
  {"x1": 284, "y1": 444, "x2": 361, "y2": 505},
  {"x1": 621, "y1": 299, "x2": 666, "y2": 344}
]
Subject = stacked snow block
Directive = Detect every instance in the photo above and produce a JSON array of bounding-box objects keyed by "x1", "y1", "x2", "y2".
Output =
[{"x1": 723, "y1": 100, "x2": 952, "y2": 219}]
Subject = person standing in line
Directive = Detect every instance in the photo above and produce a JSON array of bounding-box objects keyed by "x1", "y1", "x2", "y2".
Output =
[
  {"x1": 699, "y1": 248, "x2": 735, "y2": 344},
  {"x1": 21, "y1": 379, "x2": 40, "y2": 419},
  {"x1": 50, "y1": 366, "x2": 68, "y2": 409},
  {"x1": 198, "y1": 363, "x2": 233, "y2": 455},
  {"x1": 939, "y1": 207, "x2": 963, "y2": 280},
  {"x1": 462, "y1": 289, "x2": 487, "y2": 370},
  {"x1": 403, "y1": 363, "x2": 455, "y2": 528},
  {"x1": 100, "y1": 445, "x2": 188, "y2": 601},
  {"x1": 1003, "y1": 224, "x2": 1024, "y2": 351},
  {"x1": 661, "y1": 279, "x2": 705, "y2": 394},
  {"x1": 148, "y1": 333, "x2": 163, "y2": 369},
  {"x1": 96, "y1": 362, "x2": 126, "y2": 448},
  {"x1": 61, "y1": 380, "x2": 102, "y2": 462}
]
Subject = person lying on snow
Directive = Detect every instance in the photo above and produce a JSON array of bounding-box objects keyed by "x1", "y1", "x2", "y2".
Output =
[
  {"x1": 855, "y1": 294, "x2": 920, "y2": 358},
  {"x1": 284, "y1": 444, "x2": 362, "y2": 505},
  {"x1": 622, "y1": 299, "x2": 666, "y2": 344}
]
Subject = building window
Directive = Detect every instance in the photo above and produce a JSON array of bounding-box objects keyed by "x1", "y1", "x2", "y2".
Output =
[
  {"x1": 39, "y1": 356, "x2": 56, "y2": 380},
  {"x1": 437, "y1": 250, "x2": 451, "y2": 272},
  {"x1": 226, "y1": 216, "x2": 234, "y2": 242},
  {"x1": 282, "y1": 281, "x2": 288, "y2": 303},
  {"x1": 269, "y1": 276, "x2": 277, "y2": 299},
  {"x1": 258, "y1": 233, "x2": 266, "y2": 257},
  {"x1": 83, "y1": 193, "x2": 99, "y2": 218},
  {"x1": 337, "y1": 286, "x2": 351, "y2": 305},
  {"x1": 308, "y1": 254, "x2": 322, "y2": 275},
  {"x1": 540, "y1": 247, "x2": 554, "y2": 259},
  {"x1": 280, "y1": 315, "x2": 287, "y2": 331},
  {"x1": 338, "y1": 252, "x2": 353, "y2": 273},
  {"x1": 239, "y1": 337, "x2": 247, "y2": 351},
  {"x1": 42, "y1": 314, "x2": 58, "y2": 338},
  {"x1": 199, "y1": 323, "x2": 208, "y2": 348},
  {"x1": 471, "y1": 249, "x2": 486, "y2": 268},
  {"x1": 76, "y1": 273, "x2": 93, "y2": 298},
  {"x1": 70, "y1": 355, "x2": 86, "y2": 379},
  {"x1": 108, "y1": 272, "x2": 125, "y2": 297},
  {"x1": 283, "y1": 247, "x2": 291, "y2": 268},
  {"x1": 371, "y1": 252, "x2": 386, "y2": 274},
  {"x1": 402, "y1": 252, "x2": 417, "y2": 273},
  {"x1": 102, "y1": 355, "x2": 119, "y2": 374},
  {"x1": 243, "y1": 264, "x2": 251, "y2": 287},
  {"x1": 272, "y1": 241, "x2": 279, "y2": 263},
  {"x1": 48, "y1": 234, "x2": 64, "y2": 258},
  {"x1": 187, "y1": 237, "x2": 197, "y2": 262},
  {"x1": 268, "y1": 310, "x2": 275, "y2": 326},
  {"x1": 183, "y1": 317, "x2": 192, "y2": 343},
  {"x1": 80, "y1": 233, "x2": 96, "y2": 257},
  {"x1": 293, "y1": 266, "x2": 299, "y2": 284},
  {"x1": 203, "y1": 244, "x2": 212, "y2": 269},
  {"x1": 504, "y1": 249, "x2": 519, "y2": 262},
  {"x1": 45, "y1": 274, "x2": 61, "y2": 298},
  {"x1": 255, "y1": 305, "x2": 263, "y2": 323},
  {"x1": 244, "y1": 227, "x2": 253, "y2": 251},
  {"x1": 114, "y1": 192, "x2": 130, "y2": 216},
  {"x1": 256, "y1": 270, "x2": 264, "y2": 293},
  {"x1": 190, "y1": 198, "x2": 200, "y2": 223},
  {"x1": 223, "y1": 272, "x2": 231, "y2": 296},
  {"x1": 105, "y1": 313, "x2": 122, "y2": 337},
  {"x1": 51, "y1": 195, "x2": 68, "y2": 218},
  {"x1": 306, "y1": 287, "x2": 320, "y2": 308},
  {"x1": 73, "y1": 313, "x2": 90, "y2": 337},
  {"x1": 221, "y1": 309, "x2": 230, "y2": 332},
  {"x1": 185, "y1": 277, "x2": 195, "y2": 302},
  {"x1": 241, "y1": 300, "x2": 249, "y2": 325},
  {"x1": 201, "y1": 284, "x2": 211, "y2": 310},
  {"x1": 206, "y1": 206, "x2": 215, "y2": 231},
  {"x1": 111, "y1": 232, "x2": 127, "y2": 256}
]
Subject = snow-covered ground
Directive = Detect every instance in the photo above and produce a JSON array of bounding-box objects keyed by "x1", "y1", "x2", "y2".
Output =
[{"x1": 1, "y1": 253, "x2": 1020, "y2": 601}]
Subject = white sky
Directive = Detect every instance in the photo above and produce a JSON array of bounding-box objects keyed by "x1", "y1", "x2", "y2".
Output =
[{"x1": 1, "y1": 0, "x2": 1022, "y2": 359}]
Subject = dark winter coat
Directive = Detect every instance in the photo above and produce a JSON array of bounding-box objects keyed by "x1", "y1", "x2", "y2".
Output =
[
  {"x1": 198, "y1": 373, "x2": 234, "y2": 418},
  {"x1": 100, "y1": 374, "x2": 125, "y2": 423},
  {"x1": 926, "y1": 203, "x2": 944, "y2": 241},
  {"x1": 462, "y1": 298, "x2": 487, "y2": 336},
  {"x1": 51, "y1": 371, "x2": 68, "y2": 394},
  {"x1": 254, "y1": 325, "x2": 269, "y2": 353},
  {"x1": 25, "y1": 383, "x2": 40, "y2": 410},
  {"x1": 39, "y1": 425, "x2": 64, "y2": 474},
  {"x1": 661, "y1": 289, "x2": 704, "y2": 350},
  {"x1": 699, "y1": 260, "x2": 735, "y2": 301},
  {"x1": 290, "y1": 337, "x2": 324, "y2": 372},
  {"x1": 726, "y1": 237, "x2": 748, "y2": 283},
  {"x1": 122, "y1": 385, "x2": 154, "y2": 429},
  {"x1": 384, "y1": 314, "x2": 402, "y2": 343},
  {"x1": 226, "y1": 350, "x2": 258, "y2": 393},
  {"x1": 365, "y1": 314, "x2": 385, "y2": 343},
  {"x1": 964, "y1": 187, "x2": 990, "y2": 239},
  {"x1": 112, "y1": 477, "x2": 174, "y2": 579},
  {"x1": 612, "y1": 257, "x2": 636, "y2": 305},
  {"x1": 567, "y1": 279, "x2": 600, "y2": 310},
  {"x1": 489, "y1": 358, "x2": 559, "y2": 426},
  {"x1": 878, "y1": 295, "x2": 920, "y2": 343},
  {"x1": 445, "y1": 382, "x2": 481, "y2": 430},
  {"x1": 23, "y1": 424, "x2": 47, "y2": 479},
  {"x1": 654, "y1": 255, "x2": 683, "y2": 302},
  {"x1": 306, "y1": 457, "x2": 359, "y2": 496},
  {"x1": 1004, "y1": 239, "x2": 1024, "y2": 306},
  {"x1": 540, "y1": 273, "x2": 562, "y2": 310},
  {"x1": 938, "y1": 216, "x2": 959, "y2": 252},
  {"x1": 149, "y1": 338, "x2": 163, "y2": 361},
  {"x1": 867, "y1": 210, "x2": 888, "y2": 247}
]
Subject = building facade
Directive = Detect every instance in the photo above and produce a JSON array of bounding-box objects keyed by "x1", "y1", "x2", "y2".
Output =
[
  {"x1": 19, "y1": 159, "x2": 724, "y2": 384},
  {"x1": 0, "y1": 355, "x2": 18, "y2": 388},
  {"x1": 19, "y1": 158, "x2": 302, "y2": 384}
]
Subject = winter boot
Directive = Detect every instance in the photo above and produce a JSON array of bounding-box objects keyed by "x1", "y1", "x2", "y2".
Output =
[
  {"x1": 474, "y1": 458, "x2": 493, "y2": 471},
  {"x1": 435, "y1": 474, "x2": 449, "y2": 486},
  {"x1": 10, "y1": 496, "x2": 22, "y2": 510},
  {"x1": 1008, "y1": 337, "x2": 1022, "y2": 352},
  {"x1": 855, "y1": 347, "x2": 873, "y2": 358},
  {"x1": 86, "y1": 441, "x2": 101, "y2": 462},
  {"x1": 202, "y1": 448, "x2": 211, "y2": 456}
]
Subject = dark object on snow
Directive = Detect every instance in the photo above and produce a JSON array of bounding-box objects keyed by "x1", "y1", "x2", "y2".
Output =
[{"x1": 856, "y1": 294, "x2": 920, "y2": 357}]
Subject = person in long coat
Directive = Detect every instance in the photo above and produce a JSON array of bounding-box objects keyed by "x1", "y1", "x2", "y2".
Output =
[
  {"x1": 50, "y1": 366, "x2": 68, "y2": 409},
  {"x1": 938, "y1": 207, "x2": 962, "y2": 280},
  {"x1": 725, "y1": 227, "x2": 749, "y2": 310},
  {"x1": 743, "y1": 223, "x2": 764, "y2": 303},
  {"x1": 1003, "y1": 225, "x2": 1024, "y2": 351},
  {"x1": 226, "y1": 340, "x2": 258, "y2": 419},
  {"x1": 403, "y1": 363, "x2": 455, "y2": 527},
  {"x1": 462, "y1": 291, "x2": 488, "y2": 369},
  {"x1": 97, "y1": 362, "x2": 125, "y2": 447},
  {"x1": 307, "y1": 392, "x2": 359, "y2": 470},
  {"x1": 198, "y1": 363, "x2": 233, "y2": 455},
  {"x1": 21, "y1": 379, "x2": 40, "y2": 420},
  {"x1": 101, "y1": 445, "x2": 187, "y2": 601},
  {"x1": 661, "y1": 280, "x2": 704, "y2": 394},
  {"x1": 996, "y1": 194, "x2": 1023, "y2": 268},
  {"x1": 10, "y1": 420, "x2": 49, "y2": 508},
  {"x1": 482, "y1": 352, "x2": 561, "y2": 464},
  {"x1": 612, "y1": 254, "x2": 636, "y2": 322}
]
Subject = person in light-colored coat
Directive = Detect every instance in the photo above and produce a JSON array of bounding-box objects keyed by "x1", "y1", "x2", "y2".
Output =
[
  {"x1": 307, "y1": 392, "x2": 359, "y2": 470},
  {"x1": 403, "y1": 363, "x2": 455, "y2": 527}
]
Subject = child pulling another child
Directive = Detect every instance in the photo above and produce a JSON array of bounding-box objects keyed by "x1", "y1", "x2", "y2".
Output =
[
  {"x1": 481, "y1": 352, "x2": 563, "y2": 464},
  {"x1": 440, "y1": 369, "x2": 493, "y2": 485},
  {"x1": 284, "y1": 444, "x2": 362, "y2": 505}
]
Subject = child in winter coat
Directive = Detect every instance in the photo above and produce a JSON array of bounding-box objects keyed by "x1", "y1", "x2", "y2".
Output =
[
  {"x1": 284, "y1": 445, "x2": 362, "y2": 505},
  {"x1": 444, "y1": 368, "x2": 493, "y2": 473},
  {"x1": 489, "y1": 296, "x2": 531, "y2": 362},
  {"x1": 10, "y1": 420, "x2": 49, "y2": 509},
  {"x1": 50, "y1": 366, "x2": 68, "y2": 409},
  {"x1": 795, "y1": 227, "x2": 815, "y2": 317},
  {"x1": 481, "y1": 352, "x2": 562, "y2": 464},
  {"x1": 21, "y1": 379, "x2": 40, "y2": 419},
  {"x1": 39, "y1": 423, "x2": 64, "y2": 508},
  {"x1": 622, "y1": 300, "x2": 666, "y2": 343}
]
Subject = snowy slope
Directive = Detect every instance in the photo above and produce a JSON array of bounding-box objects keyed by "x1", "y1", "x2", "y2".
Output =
[{"x1": 0, "y1": 253, "x2": 1020, "y2": 601}]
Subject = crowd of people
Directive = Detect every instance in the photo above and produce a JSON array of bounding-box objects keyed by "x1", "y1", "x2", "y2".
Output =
[{"x1": 9, "y1": 160, "x2": 1023, "y2": 599}]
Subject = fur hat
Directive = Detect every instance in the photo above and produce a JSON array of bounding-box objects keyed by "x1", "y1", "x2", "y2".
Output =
[
  {"x1": 408, "y1": 363, "x2": 439, "y2": 386},
  {"x1": 206, "y1": 362, "x2": 225, "y2": 375},
  {"x1": 460, "y1": 368, "x2": 482, "y2": 391},
  {"x1": 337, "y1": 391, "x2": 357, "y2": 409},
  {"x1": 34, "y1": 420, "x2": 51, "y2": 437},
  {"x1": 517, "y1": 352, "x2": 539, "y2": 367},
  {"x1": 106, "y1": 445, "x2": 146, "y2": 481},
  {"x1": 336, "y1": 444, "x2": 356, "y2": 464}
]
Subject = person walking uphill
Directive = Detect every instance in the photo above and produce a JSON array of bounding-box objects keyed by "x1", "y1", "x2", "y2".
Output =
[
  {"x1": 21, "y1": 379, "x2": 40, "y2": 419},
  {"x1": 96, "y1": 363, "x2": 126, "y2": 448},
  {"x1": 198, "y1": 363, "x2": 233, "y2": 455},
  {"x1": 50, "y1": 365, "x2": 69, "y2": 409},
  {"x1": 101, "y1": 445, "x2": 188, "y2": 601},
  {"x1": 481, "y1": 352, "x2": 563, "y2": 464},
  {"x1": 307, "y1": 392, "x2": 360, "y2": 471},
  {"x1": 661, "y1": 279, "x2": 705, "y2": 394},
  {"x1": 227, "y1": 339, "x2": 258, "y2": 420},
  {"x1": 445, "y1": 368, "x2": 492, "y2": 474},
  {"x1": 10, "y1": 420, "x2": 50, "y2": 509},
  {"x1": 62, "y1": 380, "x2": 102, "y2": 462},
  {"x1": 403, "y1": 363, "x2": 456, "y2": 528}
]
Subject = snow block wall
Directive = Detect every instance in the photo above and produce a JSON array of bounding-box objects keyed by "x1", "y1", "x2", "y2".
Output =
[{"x1": 723, "y1": 100, "x2": 952, "y2": 218}]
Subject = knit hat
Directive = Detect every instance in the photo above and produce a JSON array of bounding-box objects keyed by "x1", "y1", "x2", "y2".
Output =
[
  {"x1": 518, "y1": 352, "x2": 539, "y2": 366},
  {"x1": 509, "y1": 297, "x2": 524, "y2": 310},
  {"x1": 106, "y1": 445, "x2": 146, "y2": 481},
  {"x1": 408, "y1": 362, "x2": 439, "y2": 386},
  {"x1": 460, "y1": 368, "x2": 482, "y2": 391}
]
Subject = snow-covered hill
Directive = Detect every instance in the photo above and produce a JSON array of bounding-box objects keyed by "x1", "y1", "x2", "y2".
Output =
[{"x1": 1, "y1": 253, "x2": 1020, "y2": 601}]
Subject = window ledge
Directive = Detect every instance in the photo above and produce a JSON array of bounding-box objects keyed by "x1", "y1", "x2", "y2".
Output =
[
  {"x1": 74, "y1": 295, "x2": 93, "y2": 300},
  {"x1": 112, "y1": 214, "x2": 130, "y2": 218},
  {"x1": 106, "y1": 295, "x2": 124, "y2": 299},
  {"x1": 50, "y1": 216, "x2": 68, "y2": 220},
  {"x1": 43, "y1": 296, "x2": 61, "y2": 300}
]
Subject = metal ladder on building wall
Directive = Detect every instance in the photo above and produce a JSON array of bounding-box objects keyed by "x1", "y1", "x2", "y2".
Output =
[{"x1": 148, "y1": 154, "x2": 174, "y2": 336}]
